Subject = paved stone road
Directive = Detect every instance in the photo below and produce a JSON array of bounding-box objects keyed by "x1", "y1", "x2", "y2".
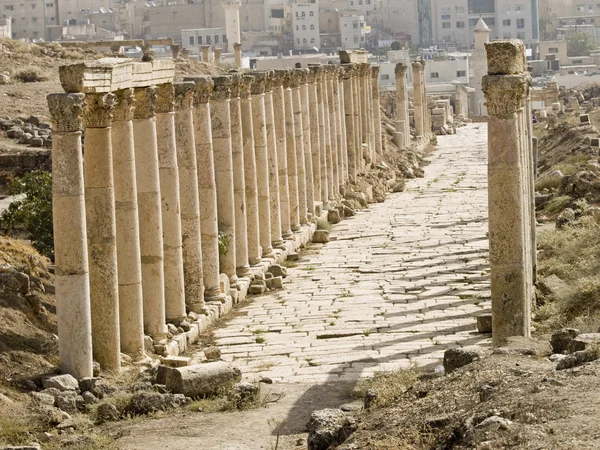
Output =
[{"x1": 214, "y1": 123, "x2": 492, "y2": 384}]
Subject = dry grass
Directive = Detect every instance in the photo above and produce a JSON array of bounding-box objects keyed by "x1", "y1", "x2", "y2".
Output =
[
  {"x1": 0, "y1": 237, "x2": 51, "y2": 278},
  {"x1": 13, "y1": 67, "x2": 49, "y2": 83},
  {"x1": 185, "y1": 381, "x2": 265, "y2": 413},
  {"x1": 354, "y1": 368, "x2": 418, "y2": 408}
]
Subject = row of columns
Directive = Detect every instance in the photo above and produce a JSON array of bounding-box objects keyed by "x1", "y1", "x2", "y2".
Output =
[
  {"x1": 394, "y1": 60, "x2": 433, "y2": 145},
  {"x1": 48, "y1": 60, "x2": 382, "y2": 378}
]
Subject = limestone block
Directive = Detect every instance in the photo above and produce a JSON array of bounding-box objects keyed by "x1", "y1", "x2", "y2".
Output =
[
  {"x1": 312, "y1": 230, "x2": 330, "y2": 243},
  {"x1": 476, "y1": 314, "x2": 492, "y2": 333},
  {"x1": 42, "y1": 375, "x2": 79, "y2": 392},
  {"x1": 580, "y1": 114, "x2": 590, "y2": 124},
  {"x1": 164, "y1": 362, "x2": 241, "y2": 397},
  {"x1": 265, "y1": 276, "x2": 284, "y2": 290},
  {"x1": 162, "y1": 356, "x2": 191, "y2": 367},
  {"x1": 485, "y1": 40, "x2": 526, "y2": 75}
]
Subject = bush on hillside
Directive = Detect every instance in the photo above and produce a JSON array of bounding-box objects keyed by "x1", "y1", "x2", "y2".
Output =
[{"x1": 13, "y1": 68, "x2": 48, "y2": 83}]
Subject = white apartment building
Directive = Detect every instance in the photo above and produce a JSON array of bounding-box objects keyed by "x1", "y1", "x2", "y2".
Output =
[
  {"x1": 339, "y1": 11, "x2": 366, "y2": 49},
  {"x1": 292, "y1": 0, "x2": 319, "y2": 50},
  {"x1": 378, "y1": 55, "x2": 469, "y2": 87},
  {"x1": 182, "y1": 27, "x2": 228, "y2": 48},
  {"x1": 1, "y1": 0, "x2": 57, "y2": 40},
  {"x1": 381, "y1": 0, "x2": 419, "y2": 46}
]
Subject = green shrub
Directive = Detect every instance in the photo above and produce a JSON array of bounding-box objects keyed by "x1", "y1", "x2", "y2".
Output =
[{"x1": 1, "y1": 170, "x2": 53, "y2": 258}]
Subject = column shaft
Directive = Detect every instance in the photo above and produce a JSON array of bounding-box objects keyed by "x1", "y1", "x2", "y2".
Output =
[
  {"x1": 372, "y1": 66, "x2": 382, "y2": 155},
  {"x1": 300, "y1": 78, "x2": 314, "y2": 220},
  {"x1": 308, "y1": 66, "x2": 321, "y2": 207},
  {"x1": 284, "y1": 74, "x2": 300, "y2": 230},
  {"x1": 412, "y1": 62, "x2": 424, "y2": 137},
  {"x1": 48, "y1": 93, "x2": 93, "y2": 378},
  {"x1": 326, "y1": 67, "x2": 339, "y2": 199},
  {"x1": 342, "y1": 66, "x2": 357, "y2": 183},
  {"x1": 292, "y1": 68, "x2": 308, "y2": 225},
  {"x1": 319, "y1": 71, "x2": 330, "y2": 208},
  {"x1": 352, "y1": 73, "x2": 362, "y2": 171},
  {"x1": 112, "y1": 89, "x2": 144, "y2": 356},
  {"x1": 317, "y1": 69, "x2": 328, "y2": 208}
]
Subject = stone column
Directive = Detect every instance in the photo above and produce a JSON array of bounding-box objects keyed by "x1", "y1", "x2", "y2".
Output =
[
  {"x1": 421, "y1": 61, "x2": 431, "y2": 135},
  {"x1": 325, "y1": 66, "x2": 339, "y2": 200},
  {"x1": 210, "y1": 75, "x2": 238, "y2": 287},
  {"x1": 335, "y1": 67, "x2": 347, "y2": 185},
  {"x1": 319, "y1": 69, "x2": 331, "y2": 208},
  {"x1": 111, "y1": 88, "x2": 144, "y2": 356},
  {"x1": 229, "y1": 74, "x2": 252, "y2": 276},
  {"x1": 133, "y1": 86, "x2": 167, "y2": 338},
  {"x1": 213, "y1": 47, "x2": 222, "y2": 66},
  {"x1": 272, "y1": 70, "x2": 293, "y2": 239},
  {"x1": 371, "y1": 66, "x2": 382, "y2": 156},
  {"x1": 82, "y1": 93, "x2": 120, "y2": 372},
  {"x1": 395, "y1": 63, "x2": 410, "y2": 148},
  {"x1": 233, "y1": 42, "x2": 242, "y2": 69},
  {"x1": 155, "y1": 83, "x2": 186, "y2": 322},
  {"x1": 240, "y1": 75, "x2": 262, "y2": 265},
  {"x1": 482, "y1": 40, "x2": 532, "y2": 345},
  {"x1": 263, "y1": 71, "x2": 284, "y2": 248},
  {"x1": 251, "y1": 72, "x2": 274, "y2": 257},
  {"x1": 186, "y1": 76, "x2": 223, "y2": 301},
  {"x1": 300, "y1": 69, "x2": 315, "y2": 220},
  {"x1": 201, "y1": 45, "x2": 210, "y2": 63},
  {"x1": 359, "y1": 64, "x2": 369, "y2": 164},
  {"x1": 292, "y1": 68, "x2": 308, "y2": 224},
  {"x1": 48, "y1": 93, "x2": 93, "y2": 378},
  {"x1": 412, "y1": 62, "x2": 424, "y2": 138},
  {"x1": 174, "y1": 82, "x2": 205, "y2": 312},
  {"x1": 316, "y1": 66, "x2": 328, "y2": 208},
  {"x1": 307, "y1": 66, "x2": 321, "y2": 207},
  {"x1": 284, "y1": 71, "x2": 301, "y2": 230},
  {"x1": 352, "y1": 68, "x2": 362, "y2": 171},
  {"x1": 342, "y1": 64, "x2": 357, "y2": 183}
]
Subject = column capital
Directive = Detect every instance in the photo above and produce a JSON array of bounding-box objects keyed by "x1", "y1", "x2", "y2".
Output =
[
  {"x1": 113, "y1": 88, "x2": 135, "y2": 122},
  {"x1": 83, "y1": 92, "x2": 115, "y2": 128},
  {"x1": 340, "y1": 64, "x2": 354, "y2": 80},
  {"x1": 174, "y1": 81, "x2": 196, "y2": 110},
  {"x1": 307, "y1": 65, "x2": 320, "y2": 83},
  {"x1": 201, "y1": 45, "x2": 210, "y2": 51},
  {"x1": 263, "y1": 70, "x2": 275, "y2": 92},
  {"x1": 482, "y1": 73, "x2": 530, "y2": 116},
  {"x1": 272, "y1": 69, "x2": 288, "y2": 87},
  {"x1": 47, "y1": 93, "x2": 85, "y2": 133},
  {"x1": 240, "y1": 75, "x2": 253, "y2": 99},
  {"x1": 233, "y1": 42, "x2": 242, "y2": 51},
  {"x1": 229, "y1": 72, "x2": 243, "y2": 98},
  {"x1": 185, "y1": 76, "x2": 214, "y2": 104},
  {"x1": 294, "y1": 67, "x2": 309, "y2": 85},
  {"x1": 133, "y1": 86, "x2": 157, "y2": 120},
  {"x1": 411, "y1": 61, "x2": 423, "y2": 71},
  {"x1": 212, "y1": 75, "x2": 232, "y2": 101},
  {"x1": 156, "y1": 83, "x2": 175, "y2": 114},
  {"x1": 371, "y1": 65, "x2": 380, "y2": 78},
  {"x1": 395, "y1": 62, "x2": 408, "y2": 77},
  {"x1": 251, "y1": 71, "x2": 267, "y2": 95}
]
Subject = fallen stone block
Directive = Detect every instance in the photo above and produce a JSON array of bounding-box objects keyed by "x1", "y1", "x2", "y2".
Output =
[
  {"x1": 162, "y1": 356, "x2": 191, "y2": 368},
  {"x1": 312, "y1": 230, "x2": 330, "y2": 244},
  {"x1": 287, "y1": 252, "x2": 299, "y2": 261},
  {"x1": 307, "y1": 408, "x2": 356, "y2": 450},
  {"x1": 476, "y1": 314, "x2": 492, "y2": 333},
  {"x1": 164, "y1": 362, "x2": 242, "y2": 397},
  {"x1": 43, "y1": 374, "x2": 79, "y2": 392},
  {"x1": 556, "y1": 348, "x2": 599, "y2": 370},
  {"x1": 443, "y1": 347, "x2": 481, "y2": 373},
  {"x1": 267, "y1": 264, "x2": 287, "y2": 278},
  {"x1": 327, "y1": 208, "x2": 341, "y2": 224},
  {"x1": 265, "y1": 276, "x2": 283, "y2": 290},
  {"x1": 550, "y1": 328, "x2": 580, "y2": 354}
]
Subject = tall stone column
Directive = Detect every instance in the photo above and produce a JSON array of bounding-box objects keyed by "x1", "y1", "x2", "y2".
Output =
[
  {"x1": 284, "y1": 71, "x2": 301, "y2": 230},
  {"x1": 233, "y1": 42, "x2": 242, "y2": 69},
  {"x1": 185, "y1": 76, "x2": 223, "y2": 301},
  {"x1": 359, "y1": 64, "x2": 370, "y2": 164},
  {"x1": 229, "y1": 74, "x2": 252, "y2": 276},
  {"x1": 412, "y1": 62, "x2": 424, "y2": 138},
  {"x1": 156, "y1": 83, "x2": 186, "y2": 322},
  {"x1": 307, "y1": 66, "x2": 321, "y2": 207},
  {"x1": 174, "y1": 82, "x2": 205, "y2": 312},
  {"x1": 395, "y1": 63, "x2": 410, "y2": 148},
  {"x1": 371, "y1": 67, "x2": 382, "y2": 155},
  {"x1": 325, "y1": 66, "x2": 339, "y2": 199},
  {"x1": 210, "y1": 75, "x2": 238, "y2": 287},
  {"x1": 319, "y1": 69, "x2": 331, "y2": 208},
  {"x1": 421, "y1": 61, "x2": 431, "y2": 135},
  {"x1": 263, "y1": 71, "x2": 284, "y2": 248},
  {"x1": 83, "y1": 93, "x2": 120, "y2": 371},
  {"x1": 482, "y1": 40, "x2": 532, "y2": 345},
  {"x1": 341, "y1": 65, "x2": 357, "y2": 182},
  {"x1": 272, "y1": 70, "x2": 293, "y2": 239},
  {"x1": 133, "y1": 86, "x2": 166, "y2": 338},
  {"x1": 292, "y1": 68, "x2": 308, "y2": 224},
  {"x1": 214, "y1": 47, "x2": 222, "y2": 66},
  {"x1": 251, "y1": 72, "x2": 274, "y2": 256},
  {"x1": 111, "y1": 88, "x2": 144, "y2": 356},
  {"x1": 335, "y1": 68, "x2": 347, "y2": 184},
  {"x1": 366, "y1": 65, "x2": 376, "y2": 161},
  {"x1": 300, "y1": 70, "x2": 314, "y2": 220},
  {"x1": 201, "y1": 45, "x2": 210, "y2": 63},
  {"x1": 240, "y1": 75, "x2": 262, "y2": 265},
  {"x1": 316, "y1": 67, "x2": 328, "y2": 208},
  {"x1": 48, "y1": 93, "x2": 93, "y2": 378},
  {"x1": 352, "y1": 69, "x2": 362, "y2": 171}
]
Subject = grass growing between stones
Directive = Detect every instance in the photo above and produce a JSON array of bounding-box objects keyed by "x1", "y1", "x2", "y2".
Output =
[
  {"x1": 185, "y1": 382, "x2": 272, "y2": 413},
  {"x1": 535, "y1": 218, "x2": 600, "y2": 333},
  {"x1": 353, "y1": 368, "x2": 418, "y2": 408}
]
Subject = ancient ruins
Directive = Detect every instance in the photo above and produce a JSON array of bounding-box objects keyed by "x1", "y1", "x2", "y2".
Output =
[{"x1": 47, "y1": 41, "x2": 536, "y2": 379}]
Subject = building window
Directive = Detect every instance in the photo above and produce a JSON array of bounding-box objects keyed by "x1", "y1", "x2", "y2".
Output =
[
  {"x1": 431, "y1": 72, "x2": 439, "y2": 78},
  {"x1": 353, "y1": 22, "x2": 358, "y2": 28},
  {"x1": 31, "y1": 3, "x2": 35, "y2": 8},
  {"x1": 296, "y1": 25, "x2": 299, "y2": 30},
  {"x1": 503, "y1": 19, "x2": 511, "y2": 26},
  {"x1": 441, "y1": 7, "x2": 450, "y2": 13},
  {"x1": 189, "y1": 36, "x2": 194, "y2": 45},
  {"x1": 309, "y1": 10, "x2": 314, "y2": 16},
  {"x1": 576, "y1": 4, "x2": 585, "y2": 11},
  {"x1": 214, "y1": 35, "x2": 219, "y2": 43},
  {"x1": 303, "y1": 38, "x2": 307, "y2": 44},
  {"x1": 441, "y1": 14, "x2": 450, "y2": 20},
  {"x1": 573, "y1": 59, "x2": 583, "y2": 64},
  {"x1": 516, "y1": 18, "x2": 525, "y2": 28},
  {"x1": 198, "y1": 36, "x2": 202, "y2": 44},
  {"x1": 311, "y1": 38, "x2": 315, "y2": 43},
  {"x1": 223, "y1": 35, "x2": 227, "y2": 43},
  {"x1": 4, "y1": 5, "x2": 14, "y2": 11},
  {"x1": 302, "y1": 11, "x2": 305, "y2": 17},
  {"x1": 381, "y1": 74, "x2": 389, "y2": 80},
  {"x1": 456, "y1": 21, "x2": 464, "y2": 28},
  {"x1": 354, "y1": 36, "x2": 359, "y2": 43},
  {"x1": 33, "y1": 31, "x2": 38, "y2": 36},
  {"x1": 297, "y1": 38, "x2": 300, "y2": 43},
  {"x1": 207, "y1": 36, "x2": 211, "y2": 44},
  {"x1": 549, "y1": 47, "x2": 558, "y2": 53},
  {"x1": 49, "y1": 16, "x2": 54, "y2": 21},
  {"x1": 310, "y1": 24, "x2": 314, "y2": 29},
  {"x1": 442, "y1": 21, "x2": 451, "y2": 29},
  {"x1": 359, "y1": 0, "x2": 362, "y2": 4},
  {"x1": 367, "y1": 0, "x2": 371, "y2": 4},
  {"x1": 517, "y1": 31, "x2": 525, "y2": 39},
  {"x1": 457, "y1": 70, "x2": 466, "y2": 77},
  {"x1": 32, "y1": 16, "x2": 37, "y2": 22},
  {"x1": 45, "y1": 2, "x2": 53, "y2": 6},
  {"x1": 302, "y1": 25, "x2": 306, "y2": 30},
  {"x1": 350, "y1": 0, "x2": 353, "y2": 4}
]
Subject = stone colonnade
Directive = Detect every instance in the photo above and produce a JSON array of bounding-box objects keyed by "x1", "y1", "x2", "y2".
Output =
[
  {"x1": 482, "y1": 40, "x2": 535, "y2": 345},
  {"x1": 49, "y1": 57, "x2": 382, "y2": 378}
]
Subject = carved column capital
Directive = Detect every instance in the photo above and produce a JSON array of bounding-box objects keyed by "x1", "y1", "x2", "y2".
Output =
[
  {"x1": 185, "y1": 76, "x2": 214, "y2": 104},
  {"x1": 251, "y1": 71, "x2": 267, "y2": 95},
  {"x1": 155, "y1": 83, "x2": 175, "y2": 114},
  {"x1": 113, "y1": 88, "x2": 135, "y2": 122},
  {"x1": 395, "y1": 63, "x2": 408, "y2": 78},
  {"x1": 371, "y1": 65, "x2": 380, "y2": 78},
  {"x1": 263, "y1": 70, "x2": 275, "y2": 92},
  {"x1": 294, "y1": 68, "x2": 309, "y2": 85},
  {"x1": 340, "y1": 64, "x2": 354, "y2": 80},
  {"x1": 133, "y1": 86, "x2": 157, "y2": 120},
  {"x1": 83, "y1": 92, "x2": 115, "y2": 128},
  {"x1": 47, "y1": 93, "x2": 85, "y2": 133},
  {"x1": 483, "y1": 74, "x2": 530, "y2": 116},
  {"x1": 211, "y1": 75, "x2": 232, "y2": 101},
  {"x1": 233, "y1": 42, "x2": 242, "y2": 51},
  {"x1": 229, "y1": 72, "x2": 243, "y2": 98},
  {"x1": 307, "y1": 65, "x2": 320, "y2": 83},
  {"x1": 240, "y1": 75, "x2": 253, "y2": 99},
  {"x1": 272, "y1": 69, "x2": 288, "y2": 87},
  {"x1": 174, "y1": 82, "x2": 196, "y2": 110}
]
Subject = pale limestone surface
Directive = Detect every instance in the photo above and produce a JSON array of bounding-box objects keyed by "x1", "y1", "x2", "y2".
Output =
[
  {"x1": 342, "y1": 65, "x2": 357, "y2": 182},
  {"x1": 212, "y1": 125, "x2": 492, "y2": 383},
  {"x1": 308, "y1": 67, "x2": 322, "y2": 204}
]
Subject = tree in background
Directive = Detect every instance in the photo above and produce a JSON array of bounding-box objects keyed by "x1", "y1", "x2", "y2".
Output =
[
  {"x1": 1, "y1": 171, "x2": 53, "y2": 258},
  {"x1": 567, "y1": 31, "x2": 599, "y2": 57}
]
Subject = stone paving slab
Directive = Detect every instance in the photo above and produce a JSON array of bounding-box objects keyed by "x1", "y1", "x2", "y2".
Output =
[{"x1": 210, "y1": 124, "x2": 492, "y2": 383}]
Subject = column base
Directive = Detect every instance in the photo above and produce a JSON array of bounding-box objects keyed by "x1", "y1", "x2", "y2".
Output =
[
  {"x1": 272, "y1": 239, "x2": 285, "y2": 249},
  {"x1": 291, "y1": 224, "x2": 301, "y2": 232},
  {"x1": 204, "y1": 287, "x2": 226, "y2": 303},
  {"x1": 236, "y1": 265, "x2": 252, "y2": 278},
  {"x1": 186, "y1": 300, "x2": 207, "y2": 314},
  {"x1": 282, "y1": 230, "x2": 294, "y2": 240},
  {"x1": 262, "y1": 246, "x2": 275, "y2": 258},
  {"x1": 249, "y1": 256, "x2": 262, "y2": 266}
]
